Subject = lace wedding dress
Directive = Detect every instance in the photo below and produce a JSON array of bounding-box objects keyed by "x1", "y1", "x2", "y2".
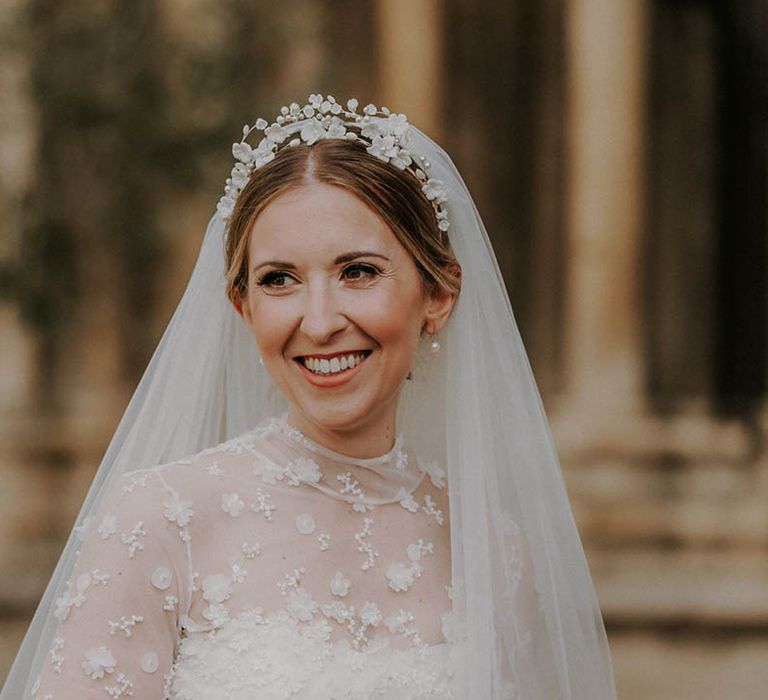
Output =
[
  {"x1": 32, "y1": 414, "x2": 459, "y2": 699},
  {"x1": 5, "y1": 101, "x2": 617, "y2": 699}
]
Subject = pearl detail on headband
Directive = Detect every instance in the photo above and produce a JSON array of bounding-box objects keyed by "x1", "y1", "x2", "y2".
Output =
[{"x1": 218, "y1": 95, "x2": 450, "y2": 235}]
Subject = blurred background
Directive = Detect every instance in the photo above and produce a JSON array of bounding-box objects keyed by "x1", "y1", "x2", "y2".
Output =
[{"x1": 1, "y1": 0, "x2": 766, "y2": 697}]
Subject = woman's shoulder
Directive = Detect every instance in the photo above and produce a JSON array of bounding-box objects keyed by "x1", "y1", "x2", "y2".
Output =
[
  {"x1": 108, "y1": 419, "x2": 307, "y2": 525},
  {"x1": 118, "y1": 422, "x2": 273, "y2": 490}
]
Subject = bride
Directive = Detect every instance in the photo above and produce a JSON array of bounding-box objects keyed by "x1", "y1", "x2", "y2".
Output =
[{"x1": 2, "y1": 95, "x2": 616, "y2": 699}]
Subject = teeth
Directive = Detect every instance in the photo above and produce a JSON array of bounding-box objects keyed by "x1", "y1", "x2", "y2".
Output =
[{"x1": 302, "y1": 352, "x2": 368, "y2": 375}]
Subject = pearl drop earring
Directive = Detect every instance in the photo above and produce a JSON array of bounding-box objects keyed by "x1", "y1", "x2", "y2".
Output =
[{"x1": 430, "y1": 334, "x2": 441, "y2": 353}]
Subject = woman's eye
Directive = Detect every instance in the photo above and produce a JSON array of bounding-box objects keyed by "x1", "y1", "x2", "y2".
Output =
[
  {"x1": 257, "y1": 271, "x2": 297, "y2": 289},
  {"x1": 342, "y1": 263, "x2": 378, "y2": 281}
]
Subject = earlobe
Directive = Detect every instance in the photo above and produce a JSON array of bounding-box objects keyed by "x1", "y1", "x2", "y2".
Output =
[{"x1": 424, "y1": 285, "x2": 457, "y2": 336}]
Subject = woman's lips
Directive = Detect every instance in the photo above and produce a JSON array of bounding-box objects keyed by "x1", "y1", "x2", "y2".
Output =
[{"x1": 293, "y1": 351, "x2": 371, "y2": 388}]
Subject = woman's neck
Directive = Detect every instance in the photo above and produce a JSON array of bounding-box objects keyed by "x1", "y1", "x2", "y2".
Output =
[{"x1": 285, "y1": 405, "x2": 398, "y2": 460}]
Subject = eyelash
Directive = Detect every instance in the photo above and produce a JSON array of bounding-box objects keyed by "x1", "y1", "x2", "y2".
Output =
[{"x1": 256, "y1": 263, "x2": 380, "y2": 288}]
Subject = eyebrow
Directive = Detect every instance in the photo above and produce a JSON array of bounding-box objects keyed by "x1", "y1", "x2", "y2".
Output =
[{"x1": 252, "y1": 251, "x2": 391, "y2": 274}]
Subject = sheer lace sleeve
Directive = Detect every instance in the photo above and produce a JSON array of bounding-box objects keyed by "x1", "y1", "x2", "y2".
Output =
[{"x1": 33, "y1": 469, "x2": 188, "y2": 699}]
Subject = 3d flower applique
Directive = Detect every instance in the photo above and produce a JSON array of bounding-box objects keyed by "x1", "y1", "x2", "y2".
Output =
[
  {"x1": 162, "y1": 594, "x2": 178, "y2": 612},
  {"x1": 162, "y1": 496, "x2": 194, "y2": 528},
  {"x1": 221, "y1": 492, "x2": 245, "y2": 517},
  {"x1": 385, "y1": 539, "x2": 434, "y2": 592},
  {"x1": 330, "y1": 572, "x2": 351, "y2": 597},
  {"x1": 285, "y1": 456, "x2": 322, "y2": 485},
  {"x1": 242, "y1": 541, "x2": 262, "y2": 559},
  {"x1": 74, "y1": 515, "x2": 95, "y2": 542},
  {"x1": 91, "y1": 569, "x2": 110, "y2": 585},
  {"x1": 321, "y1": 600, "x2": 356, "y2": 625},
  {"x1": 384, "y1": 609, "x2": 414, "y2": 635},
  {"x1": 252, "y1": 458, "x2": 285, "y2": 485},
  {"x1": 202, "y1": 602, "x2": 230, "y2": 629},
  {"x1": 286, "y1": 588, "x2": 318, "y2": 621},
  {"x1": 397, "y1": 487, "x2": 420, "y2": 513},
  {"x1": 385, "y1": 562, "x2": 416, "y2": 593},
  {"x1": 418, "y1": 459, "x2": 447, "y2": 489},
  {"x1": 96, "y1": 514, "x2": 117, "y2": 540},
  {"x1": 407, "y1": 539, "x2": 434, "y2": 563},
  {"x1": 81, "y1": 646, "x2": 116, "y2": 680},
  {"x1": 360, "y1": 602, "x2": 382, "y2": 627},
  {"x1": 54, "y1": 581, "x2": 85, "y2": 622},
  {"x1": 202, "y1": 573, "x2": 233, "y2": 604},
  {"x1": 49, "y1": 637, "x2": 64, "y2": 674},
  {"x1": 422, "y1": 178, "x2": 448, "y2": 204},
  {"x1": 367, "y1": 133, "x2": 409, "y2": 167},
  {"x1": 384, "y1": 609, "x2": 424, "y2": 649},
  {"x1": 317, "y1": 532, "x2": 331, "y2": 550},
  {"x1": 278, "y1": 567, "x2": 321, "y2": 620},
  {"x1": 300, "y1": 118, "x2": 335, "y2": 145},
  {"x1": 54, "y1": 570, "x2": 110, "y2": 621},
  {"x1": 201, "y1": 573, "x2": 233, "y2": 628}
]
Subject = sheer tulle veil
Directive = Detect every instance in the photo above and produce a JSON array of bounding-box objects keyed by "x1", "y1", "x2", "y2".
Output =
[{"x1": 2, "y1": 112, "x2": 616, "y2": 699}]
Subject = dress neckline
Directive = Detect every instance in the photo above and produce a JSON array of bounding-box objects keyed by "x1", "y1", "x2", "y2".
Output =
[
  {"x1": 242, "y1": 413, "x2": 424, "y2": 508},
  {"x1": 274, "y1": 412, "x2": 409, "y2": 472}
]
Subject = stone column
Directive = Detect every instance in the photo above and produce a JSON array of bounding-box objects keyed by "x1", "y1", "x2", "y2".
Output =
[
  {"x1": 561, "y1": 0, "x2": 648, "y2": 420},
  {"x1": 375, "y1": 0, "x2": 443, "y2": 138}
]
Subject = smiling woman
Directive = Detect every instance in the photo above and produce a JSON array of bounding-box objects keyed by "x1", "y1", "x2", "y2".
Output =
[
  {"x1": 2, "y1": 96, "x2": 616, "y2": 700},
  {"x1": 232, "y1": 176, "x2": 456, "y2": 453}
]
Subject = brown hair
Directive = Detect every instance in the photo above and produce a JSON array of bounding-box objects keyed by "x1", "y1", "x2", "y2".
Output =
[{"x1": 224, "y1": 138, "x2": 461, "y2": 305}]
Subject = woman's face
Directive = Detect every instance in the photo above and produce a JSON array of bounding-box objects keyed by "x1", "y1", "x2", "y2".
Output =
[{"x1": 233, "y1": 181, "x2": 453, "y2": 449}]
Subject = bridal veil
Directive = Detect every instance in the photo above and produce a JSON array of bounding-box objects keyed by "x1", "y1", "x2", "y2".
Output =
[{"x1": 2, "y1": 104, "x2": 616, "y2": 699}]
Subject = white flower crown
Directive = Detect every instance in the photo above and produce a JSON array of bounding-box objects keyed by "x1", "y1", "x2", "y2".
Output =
[{"x1": 217, "y1": 94, "x2": 450, "y2": 234}]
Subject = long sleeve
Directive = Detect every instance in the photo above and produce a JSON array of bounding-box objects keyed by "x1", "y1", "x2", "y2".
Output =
[{"x1": 34, "y1": 469, "x2": 188, "y2": 699}]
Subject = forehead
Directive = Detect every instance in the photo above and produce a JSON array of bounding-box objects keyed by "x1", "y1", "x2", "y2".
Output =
[{"x1": 247, "y1": 182, "x2": 403, "y2": 259}]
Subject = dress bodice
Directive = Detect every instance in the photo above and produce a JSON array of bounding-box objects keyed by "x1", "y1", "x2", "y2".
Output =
[
  {"x1": 33, "y1": 415, "x2": 458, "y2": 699},
  {"x1": 169, "y1": 610, "x2": 457, "y2": 699}
]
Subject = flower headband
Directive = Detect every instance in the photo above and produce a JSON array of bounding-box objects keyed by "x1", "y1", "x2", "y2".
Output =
[{"x1": 217, "y1": 94, "x2": 450, "y2": 234}]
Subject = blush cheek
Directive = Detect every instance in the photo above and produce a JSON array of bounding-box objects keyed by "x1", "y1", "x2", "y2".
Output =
[
  {"x1": 249, "y1": 299, "x2": 297, "y2": 368},
  {"x1": 358, "y1": 292, "x2": 424, "y2": 384}
]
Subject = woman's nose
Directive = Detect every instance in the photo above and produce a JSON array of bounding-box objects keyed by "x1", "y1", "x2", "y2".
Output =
[{"x1": 299, "y1": 284, "x2": 347, "y2": 343}]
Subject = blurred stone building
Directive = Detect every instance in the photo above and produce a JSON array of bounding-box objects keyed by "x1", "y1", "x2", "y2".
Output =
[{"x1": 1, "y1": 1, "x2": 766, "y2": 698}]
